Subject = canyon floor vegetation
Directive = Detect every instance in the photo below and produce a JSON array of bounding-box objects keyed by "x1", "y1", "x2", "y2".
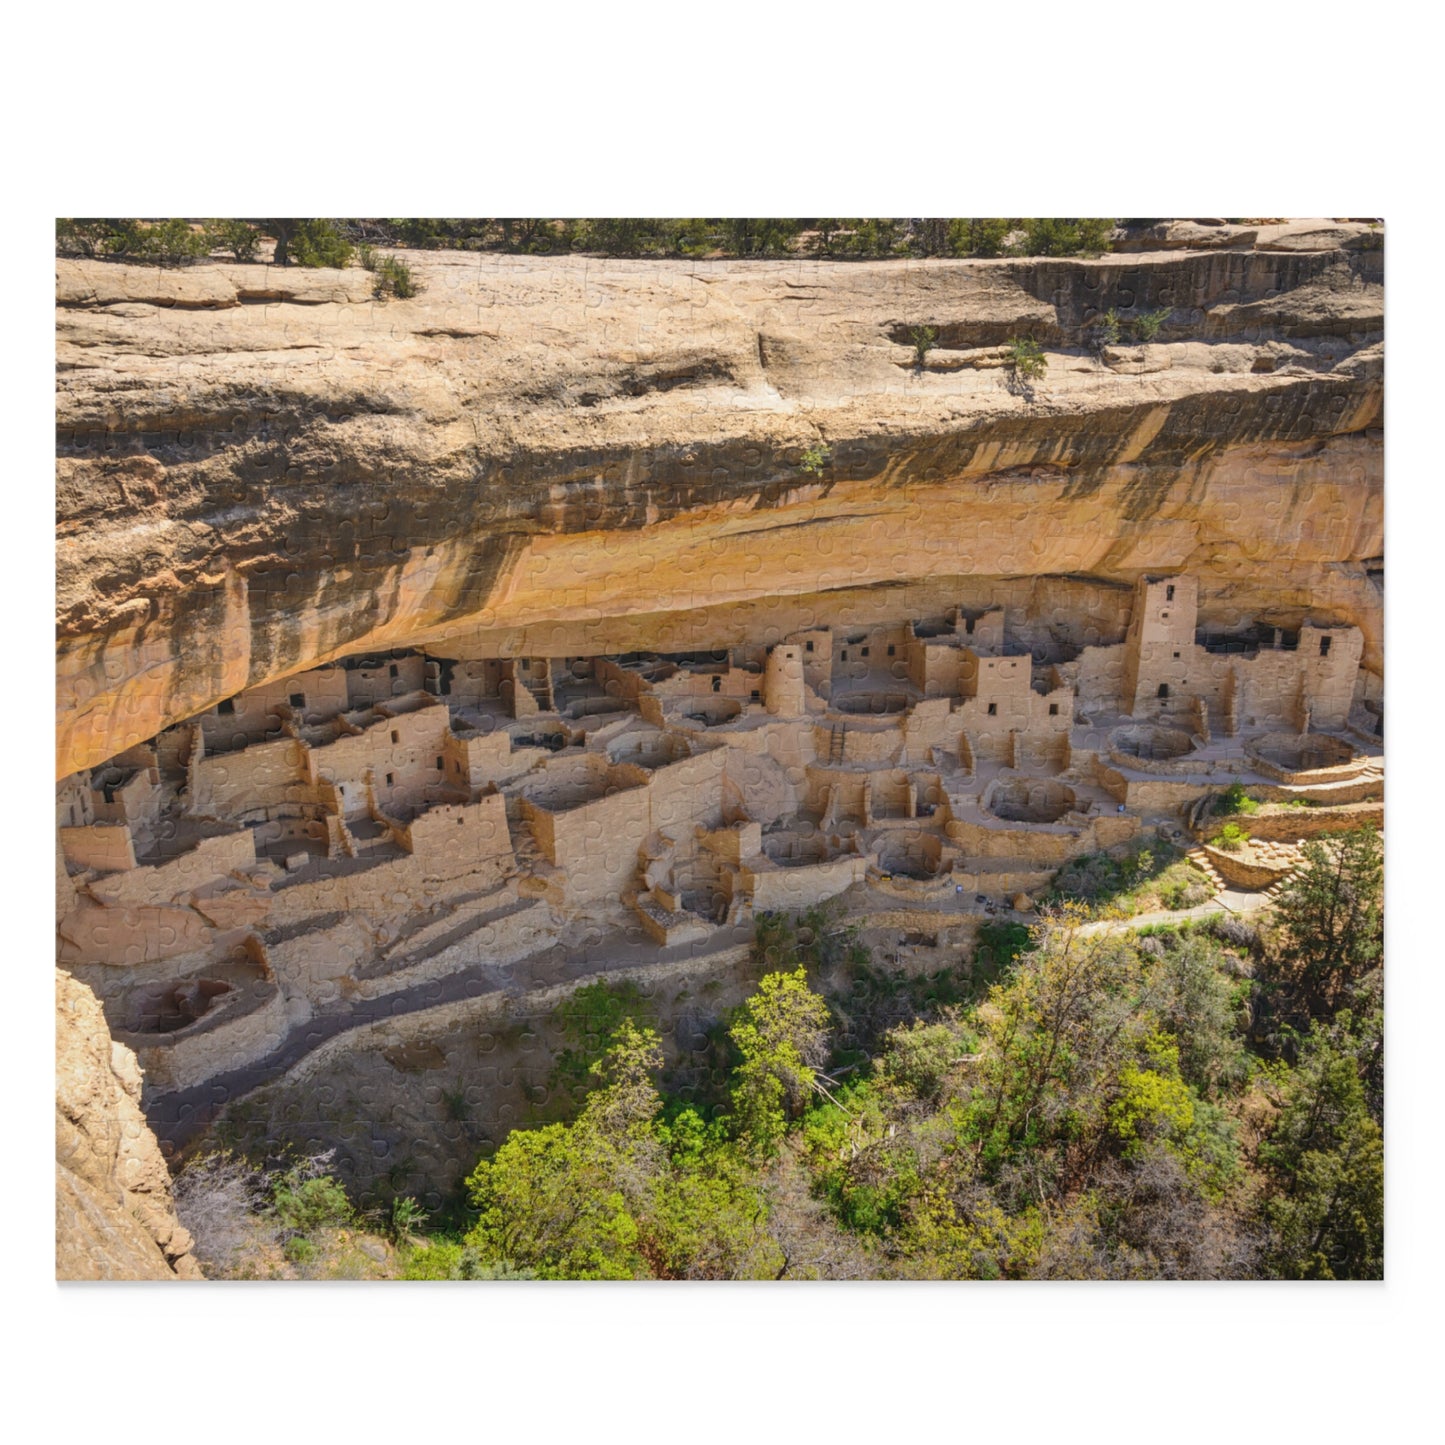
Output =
[{"x1": 175, "y1": 828, "x2": 1383, "y2": 1281}]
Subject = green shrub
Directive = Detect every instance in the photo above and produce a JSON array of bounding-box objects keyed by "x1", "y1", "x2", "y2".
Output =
[
  {"x1": 974, "y1": 920, "x2": 1032, "y2": 974},
  {"x1": 1159, "y1": 877, "x2": 1212, "y2": 910},
  {"x1": 57, "y1": 218, "x2": 113, "y2": 258},
  {"x1": 1214, "y1": 782, "x2": 1260, "y2": 816},
  {"x1": 388, "y1": 1195, "x2": 428, "y2": 1241},
  {"x1": 1095, "y1": 307, "x2": 1122, "y2": 348},
  {"x1": 372, "y1": 255, "x2": 420, "y2": 300},
  {"x1": 58, "y1": 218, "x2": 208, "y2": 265},
  {"x1": 1004, "y1": 336, "x2": 1047, "y2": 381},
  {"x1": 1017, "y1": 218, "x2": 1115, "y2": 257},
  {"x1": 287, "y1": 219, "x2": 354, "y2": 269},
  {"x1": 1134, "y1": 307, "x2": 1171, "y2": 342},
  {"x1": 204, "y1": 219, "x2": 261, "y2": 262},
  {"x1": 282, "y1": 1235, "x2": 317, "y2": 1265},
  {"x1": 910, "y1": 325, "x2": 938, "y2": 366},
  {"x1": 955, "y1": 217, "x2": 1012, "y2": 257},
  {"x1": 1210, "y1": 821, "x2": 1251, "y2": 853},
  {"x1": 273, "y1": 1169, "x2": 353, "y2": 1232},
  {"x1": 799, "y1": 443, "x2": 831, "y2": 478}
]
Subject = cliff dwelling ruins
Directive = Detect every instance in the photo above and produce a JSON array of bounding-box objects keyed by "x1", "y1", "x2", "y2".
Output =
[
  {"x1": 56, "y1": 571, "x2": 1384, "y2": 1109},
  {"x1": 52, "y1": 219, "x2": 1385, "y2": 1209}
]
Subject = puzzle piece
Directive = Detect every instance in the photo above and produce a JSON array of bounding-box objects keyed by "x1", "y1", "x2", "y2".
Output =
[{"x1": 53, "y1": 218, "x2": 1385, "y2": 1280}]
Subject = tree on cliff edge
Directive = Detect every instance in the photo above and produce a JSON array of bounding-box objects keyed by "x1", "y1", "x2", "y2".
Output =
[{"x1": 257, "y1": 219, "x2": 353, "y2": 268}]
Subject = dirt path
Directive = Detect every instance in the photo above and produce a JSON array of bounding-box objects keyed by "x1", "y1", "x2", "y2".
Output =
[{"x1": 1077, "y1": 887, "x2": 1272, "y2": 938}]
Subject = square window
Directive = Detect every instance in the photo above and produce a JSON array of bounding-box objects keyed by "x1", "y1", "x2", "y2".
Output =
[
  {"x1": 887, "y1": 644, "x2": 895, "y2": 657},
  {"x1": 391, "y1": 730, "x2": 400, "y2": 744},
  {"x1": 1162, "y1": 612, "x2": 1169, "y2": 620},
  {"x1": 1320, "y1": 636, "x2": 1332, "y2": 657},
  {"x1": 805, "y1": 640, "x2": 814, "y2": 653},
  {"x1": 289, "y1": 692, "x2": 305, "y2": 708},
  {"x1": 1049, "y1": 703, "x2": 1059, "y2": 716},
  {"x1": 385, "y1": 772, "x2": 395, "y2": 787},
  {"x1": 750, "y1": 690, "x2": 760, "y2": 702},
  {"x1": 1173, "y1": 652, "x2": 1180, "y2": 660},
  {"x1": 861, "y1": 646, "x2": 870, "y2": 658},
  {"x1": 987, "y1": 702, "x2": 997, "y2": 716},
  {"x1": 389, "y1": 663, "x2": 398, "y2": 678}
]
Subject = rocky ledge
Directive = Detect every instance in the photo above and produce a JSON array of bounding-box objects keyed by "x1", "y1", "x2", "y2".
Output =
[{"x1": 56, "y1": 221, "x2": 1382, "y2": 777}]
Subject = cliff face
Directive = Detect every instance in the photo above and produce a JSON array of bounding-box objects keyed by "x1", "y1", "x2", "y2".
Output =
[
  {"x1": 55, "y1": 970, "x2": 201, "y2": 1279},
  {"x1": 56, "y1": 223, "x2": 1383, "y2": 778}
]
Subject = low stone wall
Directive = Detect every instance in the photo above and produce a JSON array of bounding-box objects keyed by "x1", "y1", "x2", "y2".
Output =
[
  {"x1": 865, "y1": 868, "x2": 956, "y2": 902},
  {"x1": 1228, "y1": 800, "x2": 1382, "y2": 843},
  {"x1": 952, "y1": 867, "x2": 1056, "y2": 897},
  {"x1": 1106, "y1": 745, "x2": 1214, "y2": 777},
  {"x1": 1247, "y1": 779, "x2": 1383, "y2": 806},
  {"x1": 123, "y1": 985, "x2": 290, "y2": 1094},
  {"x1": 1201, "y1": 845, "x2": 1286, "y2": 891},
  {"x1": 1116, "y1": 775, "x2": 1224, "y2": 813},
  {"x1": 87, "y1": 830, "x2": 257, "y2": 909},
  {"x1": 746, "y1": 854, "x2": 868, "y2": 911},
  {"x1": 945, "y1": 816, "x2": 1080, "y2": 864}
]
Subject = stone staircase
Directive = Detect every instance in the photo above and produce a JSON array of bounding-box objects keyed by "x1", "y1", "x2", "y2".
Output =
[{"x1": 1185, "y1": 847, "x2": 1225, "y2": 894}]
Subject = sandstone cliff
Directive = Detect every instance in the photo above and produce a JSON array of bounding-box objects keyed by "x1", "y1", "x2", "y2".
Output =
[
  {"x1": 56, "y1": 222, "x2": 1383, "y2": 778},
  {"x1": 56, "y1": 970, "x2": 201, "y2": 1279}
]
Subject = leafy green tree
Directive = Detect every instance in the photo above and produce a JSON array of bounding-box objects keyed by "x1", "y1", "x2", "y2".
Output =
[
  {"x1": 1148, "y1": 933, "x2": 1247, "y2": 1096},
  {"x1": 1019, "y1": 217, "x2": 1115, "y2": 256},
  {"x1": 259, "y1": 218, "x2": 353, "y2": 268},
  {"x1": 723, "y1": 218, "x2": 802, "y2": 256},
  {"x1": 57, "y1": 218, "x2": 207, "y2": 264},
  {"x1": 1269, "y1": 828, "x2": 1383, "y2": 1015},
  {"x1": 204, "y1": 219, "x2": 262, "y2": 262},
  {"x1": 910, "y1": 325, "x2": 938, "y2": 366},
  {"x1": 549, "y1": 979, "x2": 657, "y2": 1105},
  {"x1": 463, "y1": 1022, "x2": 664, "y2": 1279},
  {"x1": 728, "y1": 968, "x2": 832, "y2": 1155},
  {"x1": 955, "y1": 218, "x2": 1012, "y2": 257},
  {"x1": 1259, "y1": 1016, "x2": 1384, "y2": 1279},
  {"x1": 961, "y1": 912, "x2": 1156, "y2": 1170}
]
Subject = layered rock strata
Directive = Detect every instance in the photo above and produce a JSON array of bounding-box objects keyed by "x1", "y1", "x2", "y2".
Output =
[{"x1": 56, "y1": 223, "x2": 1383, "y2": 779}]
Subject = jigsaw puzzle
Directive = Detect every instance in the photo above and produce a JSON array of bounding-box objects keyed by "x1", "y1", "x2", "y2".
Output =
[{"x1": 54, "y1": 218, "x2": 1385, "y2": 1280}]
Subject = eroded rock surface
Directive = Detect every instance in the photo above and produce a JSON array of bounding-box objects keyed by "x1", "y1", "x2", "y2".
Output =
[
  {"x1": 55, "y1": 969, "x2": 201, "y2": 1279},
  {"x1": 56, "y1": 226, "x2": 1383, "y2": 779}
]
